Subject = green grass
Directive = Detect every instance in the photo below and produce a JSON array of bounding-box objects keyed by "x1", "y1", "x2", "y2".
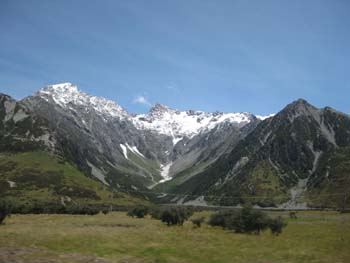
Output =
[
  {"x1": 0, "y1": 210, "x2": 349, "y2": 263},
  {"x1": 0, "y1": 151, "x2": 147, "y2": 206}
]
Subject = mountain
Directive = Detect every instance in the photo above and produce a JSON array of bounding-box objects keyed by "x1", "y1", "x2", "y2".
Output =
[
  {"x1": 3, "y1": 83, "x2": 349, "y2": 210},
  {"x1": 0, "y1": 93, "x2": 55, "y2": 152},
  {"x1": 0, "y1": 93, "x2": 145, "y2": 207},
  {"x1": 132, "y1": 103, "x2": 253, "y2": 143},
  {"x1": 22, "y1": 83, "x2": 258, "y2": 191},
  {"x1": 163, "y1": 99, "x2": 350, "y2": 209}
]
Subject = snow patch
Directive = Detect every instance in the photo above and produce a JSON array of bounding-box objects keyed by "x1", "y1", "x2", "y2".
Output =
[
  {"x1": 256, "y1": 114, "x2": 275, "y2": 120},
  {"x1": 131, "y1": 146, "x2": 145, "y2": 158},
  {"x1": 172, "y1": 137, "x2": 183, "y2": 145},
  {"x1": 125, "y1": 143, "x2": 145, "y2": 158},
  {"x1": 120, "y1": 144, "x2": 128, "y2": 159},
  {"x1": 159, "y1": 162, "x2": 173, "y2": 183}
]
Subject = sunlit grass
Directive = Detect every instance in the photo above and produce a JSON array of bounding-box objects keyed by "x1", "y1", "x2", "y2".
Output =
[{"x1": 0, "y1": 210, "x2": 349, "y2": 262}]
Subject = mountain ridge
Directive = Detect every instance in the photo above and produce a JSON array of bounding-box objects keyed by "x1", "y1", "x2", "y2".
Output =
[{"x1": 1, "y1": 83, "x2": 349, "y2": 209}]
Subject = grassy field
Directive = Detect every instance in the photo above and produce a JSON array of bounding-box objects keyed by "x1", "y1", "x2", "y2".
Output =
[{"x1": 0, "y1": 210, "x2": 349, "y2": 263}]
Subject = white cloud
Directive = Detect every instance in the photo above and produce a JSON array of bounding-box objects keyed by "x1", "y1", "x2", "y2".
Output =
[{"x1": 133, "y1": 95, "x2": 151, "y2": 106}]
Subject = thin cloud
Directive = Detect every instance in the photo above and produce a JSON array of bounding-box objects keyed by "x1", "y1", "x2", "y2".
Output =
[
  {"x1": 166, "y1": 84, "x2": 180, "y2": 94},
  {"x1": 133, "y1": 95, "x2": 151, "y2": 106}
]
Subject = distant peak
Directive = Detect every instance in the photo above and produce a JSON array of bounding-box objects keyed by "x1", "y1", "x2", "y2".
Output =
[
  {"x1": 50, "y1": 82, "x2": 75, "y2": 87},
  {"x1": 36, "y1": 83, "x2": 128, "y2": 118},
  {"x1": 0, "y1": 93, "x2": 16, "y2": 104},
  {"x1": 39, "y1": 83, "x2": 79, "y2": 95},
  {"x1": 277, "y1": 98, "x2": 321, "y2": 123},
  {"x1": 295, "y1": 98, "x2": 308, "y2": 104},
  {"x1": 283, "y1": 98, "x2": 317, "y2": 113},
  {"x1": 290, "y1": 98, "x2": 311, "y2": 107},
  {"x1": 45, "y1": 82, "x2": 78, "y2": 91},
  {"x1": 149, "y1": 103, "x2": 173, "y2": 113}
]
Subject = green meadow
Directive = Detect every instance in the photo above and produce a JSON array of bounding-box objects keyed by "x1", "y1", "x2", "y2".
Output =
[{"x1": 0, "y1": 210, "x2": 349, "y2": 263}]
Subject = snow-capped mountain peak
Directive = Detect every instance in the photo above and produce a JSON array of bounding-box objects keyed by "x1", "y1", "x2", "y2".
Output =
[
  {"x1": 132, "y1": 103, "x2": 255, "y2": 141},
  {"x1": 38, "y1": 83, "x2": 128, "y2": 118},
  {"x1": 150, "y1": 103, "x2": 172, "y2": 113},
  {"x1": 36, "y1": 83, "x2": 269, "y2": 143}
]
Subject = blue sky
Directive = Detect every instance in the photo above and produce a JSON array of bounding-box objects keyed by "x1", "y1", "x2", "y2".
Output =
[{"x1": 0, "y1": 0, "x2": 349, "y2": 115}]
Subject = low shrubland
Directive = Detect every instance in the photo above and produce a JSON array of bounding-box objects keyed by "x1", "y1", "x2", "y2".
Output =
[
  {"x1": 208, "y1": 206, "x2": 287, "y2": 235},
  {"x1": 127, "y1": 205, "x2": 194, "y2": 226}
]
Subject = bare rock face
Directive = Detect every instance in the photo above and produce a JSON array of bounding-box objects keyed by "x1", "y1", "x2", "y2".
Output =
[{"x1": 0, "y1": 93, "x2": 56, "y2": 152}]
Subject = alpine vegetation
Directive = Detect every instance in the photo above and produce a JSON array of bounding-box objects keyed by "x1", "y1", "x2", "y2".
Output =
[{"x1": 208, "y1": 206, "x2": 287, "y2": 235}]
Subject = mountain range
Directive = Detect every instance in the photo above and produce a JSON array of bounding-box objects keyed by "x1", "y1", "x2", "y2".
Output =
[{"x1": 1, "y1": 83, "x2": 349, "y2": 209}]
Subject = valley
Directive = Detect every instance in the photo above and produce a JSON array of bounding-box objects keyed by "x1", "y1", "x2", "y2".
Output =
[{"x1": 1, "y1": 83, "x2": 350, "y2": 210}]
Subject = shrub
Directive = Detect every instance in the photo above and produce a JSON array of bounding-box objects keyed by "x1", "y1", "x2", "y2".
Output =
[
  {"x1": 208, "y1": 209, "x2": 238, "y2": 229},
  {"x1": 289, "y1": 211, "x2": 297, "y2": 219},
  {"x1": 149, "y1": 207, "x2": 163, "y2": 220},
  {"x1": 208, "y1": 206, "x2": 282, "y2": 235},
  {"x1": 235, "y1": 206, "x2": 270, "y2": 234},
  {"x1": 0, "y1": 201, "x2": 12, "y2": 225},
  {"x1": 65, "y1": 205, "x2": 100, "y2": 215},
  {"x1": 269, "y1": 216, "x2": 287, "y2": 236},
  {"x1": 127, "y1": 206, "x2": 149, "y2": 218},
  {"x1": 191, "y1": 217, "x2": 205, "y2": 227},
  {"x1": 150, "y1": 206, "x2": 194, "y2": 226}
]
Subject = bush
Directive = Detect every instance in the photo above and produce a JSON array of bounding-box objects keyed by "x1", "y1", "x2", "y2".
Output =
[
  {"x1": 269, "y1": 216, "x2": 287, "y2": 236},
  {"x1": 149, "y1": 206, "x2": 194, "y2": 226},
  {"x1": 191, "y1": 217, "x2": 205, "y2": 227},
  {"x1": 0, "y1": 201, "x2": 12, "y2": 225},
  {"x1": 208, "y1": 206, "x2": 284, "y2": 235},
  {"x1": 208, "y1": 209, "x2": 238, "y2": 229},
  {"x1": 235, "y1": 206, "x2": 270, "y2": 234},
  {"x1": 289, "y1": 211, "x2": 297, "y2": 219},
  {"x1": 65, "y1": 205, "x2": 100, "y2": 215},
  {"x1": 149, "y1": 207, "x2": 163, "y2": 220},
  {"x1": 127, "y1": 206, "x2": 149, "y2": 218},
  {"x1": 161, "y1": 207, "x2": 193, "y2": 226}
]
